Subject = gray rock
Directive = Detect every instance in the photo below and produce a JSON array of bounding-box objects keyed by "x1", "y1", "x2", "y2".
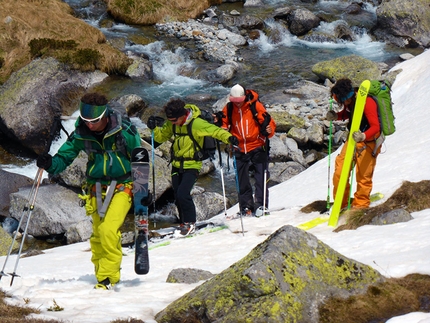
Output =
[
  {"x1": 0, "y1": 169, "x2": 33, "y2": 217},
  {"x1": 155, "y1": 225, "x2": 385, "y2": 323},
  {"x1": 370, "y1": 208, "x2": 413, "y2": 225},
  {"x1": 166, "y1": 268, "x2": 214, "y2": 284},
  {"x1": 0, "y1": 57, "x2": 108, "y2": 154},
  {"x1": 374, "y1": 0, "x2": 430, "y2": 48},
  {"x1": 64, "y1": 219, "x2": 92, "y2": 244},
  {"x1": 9, "y1": 184, "x2": 87, "y2": 237}
]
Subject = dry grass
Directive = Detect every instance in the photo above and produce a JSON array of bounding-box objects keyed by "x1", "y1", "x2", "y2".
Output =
[
  {"x1": 300, "y1": 180, "x2": 430, "y2": 231},
  {"x1": 319, "y1": 274, "x2": 430, "y2": 323},
  {"x1": 0, "y1": 289, "x2": 64, "y2": 323},
  {"x1": 107, "y1": 0, "x2": 222, "y2": 25},
  {"x1": 335, "y1": 180, "x2": 430, "y2": 231},
  {"x1": 0, "y1": 0, "x2": 131, "y2": 84}
]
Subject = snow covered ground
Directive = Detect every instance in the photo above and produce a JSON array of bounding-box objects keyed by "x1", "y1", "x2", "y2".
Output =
[{"x1": 1, "y1": 49, "x2": 429, "y2": 323}]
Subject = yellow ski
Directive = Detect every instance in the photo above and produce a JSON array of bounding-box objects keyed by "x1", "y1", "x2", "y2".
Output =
[{"x1": 328, "y1": 80, "x2": 371, "y2": 227}]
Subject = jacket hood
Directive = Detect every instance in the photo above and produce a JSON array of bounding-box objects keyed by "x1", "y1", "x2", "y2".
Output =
[
  {"x1": 183, "y1": 104, "x2": 201, "y2": 126},
  {"x1": 245, "y1": 89, "x2": 260, "y2": 104}
]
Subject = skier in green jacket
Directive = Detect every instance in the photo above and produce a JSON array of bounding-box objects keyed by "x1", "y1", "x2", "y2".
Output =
[
  {"x1": 37, "y1": 92, "x2": 141, "y2": 290},
  {"x1": 147, "y1": 98, "x2": 237, "y2": 236}
]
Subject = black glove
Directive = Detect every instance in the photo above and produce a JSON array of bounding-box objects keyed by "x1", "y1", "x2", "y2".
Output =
[
  {"x1": 37, "y1": 153, "x2": 52, "y2": 170},
  {"x1": 147, "y1": 116, "x2": 157, "y2": 130},
  {"x1": 154, "y1": 116, "x2": 164, "y2": 126},
  {"x1": 213, "y1": 111, "x2": 224, "y2": 127},
  {"x1": 228, "y1": 135, "x2": 239, "y2": 146}
]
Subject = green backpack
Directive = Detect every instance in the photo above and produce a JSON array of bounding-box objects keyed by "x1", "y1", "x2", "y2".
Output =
[{"x1": 368, "y1": 80, "x2": 396, "y2": 136}]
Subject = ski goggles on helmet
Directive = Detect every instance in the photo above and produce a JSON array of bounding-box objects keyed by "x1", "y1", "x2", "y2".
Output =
[{"x1": 80, "y1": 102, "x2": 107, "y2": 123}]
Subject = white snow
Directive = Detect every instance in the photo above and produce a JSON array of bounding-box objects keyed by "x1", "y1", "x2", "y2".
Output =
[{"x1": 1, "y1": 49, "x2": 429, "y2": 323}]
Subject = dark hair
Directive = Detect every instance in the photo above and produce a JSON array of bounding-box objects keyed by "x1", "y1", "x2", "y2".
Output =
[
  {"x1": 81, "y1": 93, "x2": 108, "y2": 106},
  {"x1": 330, "y1": 79, "x2": 354, "y2": 102},
  {"x1": 164, "y1": 98, "x2": 187, "y2": 119}
]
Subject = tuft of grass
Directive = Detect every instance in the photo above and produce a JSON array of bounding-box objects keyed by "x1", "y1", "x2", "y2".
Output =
[
  {"x1": 319, "y1": 274, "x2": 430, "y2": 323},
  {"x1": 336, "y1": 180, "x2": 430, "y2": 231},
  {"x1": 47, "y1": 299, "x2": 64, "y2": 312},
  {"x1": 0, "y1": 0, "x2": 130, "y2": 84},
  {"x1": 107, "y1": 0, "x2": 223, "y2": 25}
]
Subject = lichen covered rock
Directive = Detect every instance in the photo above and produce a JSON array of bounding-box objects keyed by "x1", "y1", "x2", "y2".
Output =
[{"x1": 155, "y1": 225, "x2": 385, "y2": 323}]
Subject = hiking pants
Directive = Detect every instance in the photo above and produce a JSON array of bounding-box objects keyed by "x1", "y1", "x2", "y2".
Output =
[
  {"x1": 87, "y1": 186, "x2": 132, "y2": 284},
  {"x1": 333, "y1": 140, "x2": 380, "y2": 209},
  {"x1": 234, "y1": 146, "x2": 269, "y2": 212},
  {"x1": 171, "y1": 167, "x2": 199, "y2": 223}
]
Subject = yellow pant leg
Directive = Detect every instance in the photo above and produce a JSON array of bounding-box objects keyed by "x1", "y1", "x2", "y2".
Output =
[{"x1": 89, "y1": 190, "x2": 132, "y2": 284}]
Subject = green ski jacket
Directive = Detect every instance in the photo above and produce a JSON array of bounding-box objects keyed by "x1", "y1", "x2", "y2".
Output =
[{"x1": 47, "y1": 109, "x2": 141, "y2": 185}]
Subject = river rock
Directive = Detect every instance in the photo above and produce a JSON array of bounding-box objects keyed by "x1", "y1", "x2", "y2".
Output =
[
  {"x1": 0, "y1": 226, "x2": 18, "y2": 256},
  {"x1": 374, "y1": 0, "x2": 430, "y2": 48},
  {"x1": 155, "y1": 225, "x2": 385, "y2": 323},
  {"x1": 9, "y1": 184, "x2": 87, "y2": 237},
  {"x1": 287, "y1": 8, "x2": 321, "y2": 36},
  {"x1": 0, "y1": 169, "x2": 33, "y2": 217},
  {"x1": 0, "y1": 57, "x2": 108, "y2": 155},
  {"x1": 166, "y1": 268, "x2": 214, "y2": 284},
  {"x1": 311, "y1": 54, "x2": 382, "y2": 86}
]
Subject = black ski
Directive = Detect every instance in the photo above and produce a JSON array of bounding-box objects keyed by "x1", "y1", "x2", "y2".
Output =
[{"x1": 131, "y1": 147, "x2": 150, "y2": 275}]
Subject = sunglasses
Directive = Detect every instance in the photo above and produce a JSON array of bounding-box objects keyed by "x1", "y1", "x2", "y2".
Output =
[{"x1": 168, "y1": 117, "x2": 179, "y2": 122}]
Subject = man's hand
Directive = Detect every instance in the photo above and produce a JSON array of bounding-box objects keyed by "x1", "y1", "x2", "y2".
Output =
[
  {"x1": 147, "y1": 116, "x2": 157, "y2": 130},
  {"x1": 213, "y1": 111, "x2": 224, "y2": 127},
  {"x1": 352, "y1": 131, "x2": 366, "y2": 142},
  {"x1": 326, "y1": 110, "x2": 338, "y2": 121},
  {"x1": 37, "y1": 153, "x2": 52, "y2": 169},
  {"x1": 228, "y1": 135, "x2": 239, "y2": 146}
]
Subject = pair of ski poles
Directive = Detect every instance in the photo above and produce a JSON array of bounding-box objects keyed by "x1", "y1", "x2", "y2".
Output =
[
  {"x1": 219, "y1": 143, "x2": 245, "y2": 236},
  {"x1": 0, "y1": 168, "x2": 44, "y2": 286}
]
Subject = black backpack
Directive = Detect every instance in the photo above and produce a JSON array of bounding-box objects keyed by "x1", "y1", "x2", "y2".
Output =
[{"x1": 173, "y1": 109, "x2": 217, "y2": 161}]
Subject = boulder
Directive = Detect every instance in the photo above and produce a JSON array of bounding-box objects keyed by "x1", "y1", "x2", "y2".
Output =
[
  {"x1": 0, "y1": 169, "x2": 33, "y2": 217},
  {"x1": 374, "y1": 0, "x2": 430, "y2": 48},
  {"x1": 155, "y1": 225, "x2": 385, "y2": 323},
  {"x1": 311, "y1": 55, "x2": 382, "y2": 86},
  {"x1": 0, "y1": 57, "x2": 108, "y2": 155},
  {"x1": 9, "y1": 184, "x2": 87, "y2": 237}
]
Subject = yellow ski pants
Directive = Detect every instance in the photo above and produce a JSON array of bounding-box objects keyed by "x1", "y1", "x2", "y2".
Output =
[{"x1": 87, "y1": 187, "x2": 132, "y2": 284}]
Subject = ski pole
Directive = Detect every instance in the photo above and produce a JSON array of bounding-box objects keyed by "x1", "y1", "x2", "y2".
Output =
[
  {"x1": 0, "y1": 168, "x2": 43, "y2": 281},
  {"x1": 327, "y1": 98, "x2": 334, "y2": 210},
  {"x1": 220, "y1": 166, "x2": 228, "y2": 218},
  {"x1": 151, "y1": 129, "x2": 156, "y2": 227},
  {"x1": 262, "y1": 168, "x2": 268, "y2": 216},
  {"x1": 232, "y1": 152, "x2": 244, "y2": 236},
  {"x1": 8, "y1": 167, "x2": 43, "y2": 286}
]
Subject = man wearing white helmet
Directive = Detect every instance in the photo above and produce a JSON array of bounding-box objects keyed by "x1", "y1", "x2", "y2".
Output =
[{"x1": 216, "y1": 84, "x2": 276, "y2": 217}]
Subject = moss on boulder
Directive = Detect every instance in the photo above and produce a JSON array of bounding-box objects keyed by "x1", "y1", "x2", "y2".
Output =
[
  {"x1": 312, "y1": 55, "x2": 381, "y2": 86},
  {"x1": 155, "y1": 225, "x2": 385, "y2": 323}
]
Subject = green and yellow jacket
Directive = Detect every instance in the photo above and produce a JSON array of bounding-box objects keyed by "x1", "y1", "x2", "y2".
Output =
[
  {"x1": 153, "y1": 104, "x2": 232, "y2": 171},
  {"x1": 46, "y1": 109, "x2": 141, "y2": 185}
]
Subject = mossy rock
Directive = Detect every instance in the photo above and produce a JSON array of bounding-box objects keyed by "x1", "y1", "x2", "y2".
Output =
[{"x1": 312, "y1": 55, "x2": 382, "y2": 87}]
